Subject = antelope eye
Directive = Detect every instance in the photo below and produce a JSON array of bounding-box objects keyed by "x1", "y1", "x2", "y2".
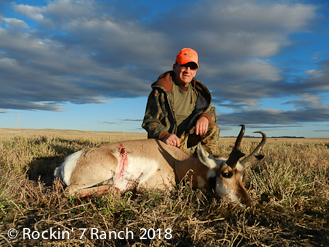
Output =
[{"x1": 221, "y1": 172, "x2": 233, "y2": 178}]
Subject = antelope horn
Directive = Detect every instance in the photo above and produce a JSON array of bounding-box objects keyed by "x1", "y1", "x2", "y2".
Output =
[
  {"x1": 240, "y1": 131, "x2": 266, "y2": 168},
  {"x1": 226, "y1": 124, "x2": 246, "y2": 169}
]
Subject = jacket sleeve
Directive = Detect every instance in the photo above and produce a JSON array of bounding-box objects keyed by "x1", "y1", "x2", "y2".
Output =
[
  {"x1": 142, "y1": 89, "x2": 171, "y2": 139},
  {"x1": 199, "y1": 106, "x2": 217, "y2": 123}
]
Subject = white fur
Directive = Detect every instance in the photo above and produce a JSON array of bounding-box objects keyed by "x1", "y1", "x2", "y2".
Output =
[
  {"x1": 112, "y1": 155, "x2": 159, "y2": 191},
  {"x1": 215, "y1": 178, "x2": 239, "y2": 203},
  {"x1": 54, "y1": 150, "x2": 82, "y2": 186}
]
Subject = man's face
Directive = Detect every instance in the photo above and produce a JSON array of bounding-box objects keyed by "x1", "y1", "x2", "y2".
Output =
[{"x1": 173, "y1": 62, "x2": 198, "y2": 87}]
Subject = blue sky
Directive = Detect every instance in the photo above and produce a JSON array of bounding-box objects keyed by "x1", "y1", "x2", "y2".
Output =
[{"x1": 1, "y1": 0, "x2": 329, "y2": 138}]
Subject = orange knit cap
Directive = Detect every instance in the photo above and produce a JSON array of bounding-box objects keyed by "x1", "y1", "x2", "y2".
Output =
[{"x1": 175, "y1": 48, "x2": 199, "y2": 68}]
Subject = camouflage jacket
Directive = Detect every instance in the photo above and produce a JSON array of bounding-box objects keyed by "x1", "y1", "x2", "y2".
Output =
[{"x1": 142, "y1": 71, "x2": 217, "y2": 140}]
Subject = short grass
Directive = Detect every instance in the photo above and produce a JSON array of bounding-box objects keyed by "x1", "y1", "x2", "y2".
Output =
[{"x1": 0, "y1": 129, "x2": 328, "y2": 246}]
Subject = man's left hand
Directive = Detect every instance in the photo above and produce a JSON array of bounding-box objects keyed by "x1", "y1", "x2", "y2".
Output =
[{"x1": 195, "y1": 117, "x2": 209, "y2": 135}]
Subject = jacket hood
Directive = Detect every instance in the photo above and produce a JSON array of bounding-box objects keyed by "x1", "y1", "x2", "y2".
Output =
[{"x1": 151, "y1": 71, "x2": 174, "y2": 92}]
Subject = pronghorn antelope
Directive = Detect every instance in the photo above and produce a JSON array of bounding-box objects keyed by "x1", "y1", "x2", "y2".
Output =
[{"x1": 54, "y1": 125, "x2": 266, "y2": 205}]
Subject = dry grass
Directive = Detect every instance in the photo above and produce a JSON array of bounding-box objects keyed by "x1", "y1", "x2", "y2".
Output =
[{"x1": 0, "y1": 129, "x2": 328, "y2": 246}]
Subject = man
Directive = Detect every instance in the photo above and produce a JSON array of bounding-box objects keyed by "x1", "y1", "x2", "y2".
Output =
[{"x1": 142, "y1": 48, "x2": 219, "y2": 155}]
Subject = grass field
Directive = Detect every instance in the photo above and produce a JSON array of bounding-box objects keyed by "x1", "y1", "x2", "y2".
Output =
[{"x1": 0, "y1": 128, "x2": 328, "y2": 246}]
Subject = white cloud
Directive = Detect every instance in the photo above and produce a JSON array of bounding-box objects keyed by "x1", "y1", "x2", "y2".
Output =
[
  {"x1": 2, "y1": 17, "x2": 29, "y2": 30},
  {"x1": 13, "y1": 4, "x2": 44, "y2": 21}
]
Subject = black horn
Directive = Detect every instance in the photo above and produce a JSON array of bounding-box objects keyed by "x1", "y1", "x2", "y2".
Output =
[
  {"x1": 226, "y1": 125, "x2": 246, "y2": 169},
  {"x1": 240, "y1": 131, "x2": 266, "y2": 168}
]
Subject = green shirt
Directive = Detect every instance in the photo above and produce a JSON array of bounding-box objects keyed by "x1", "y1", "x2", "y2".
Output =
[{"x1": 170, "y1": 82, "x2": 197, "y2": 136}]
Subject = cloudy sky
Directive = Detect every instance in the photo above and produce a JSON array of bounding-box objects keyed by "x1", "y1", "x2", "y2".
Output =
[{"x1": 1, "y1": 0, "x2": 329, "y2": 138}]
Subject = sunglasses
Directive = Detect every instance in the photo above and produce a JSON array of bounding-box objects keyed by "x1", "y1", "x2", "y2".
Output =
[{"x1": 176, "y1": 63, "x2": 198, "y2": 71}]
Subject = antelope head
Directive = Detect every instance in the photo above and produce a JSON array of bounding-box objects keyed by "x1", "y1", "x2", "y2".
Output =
[{"x1": 197, "y1": 124, "x2": 266, "y2": 206}]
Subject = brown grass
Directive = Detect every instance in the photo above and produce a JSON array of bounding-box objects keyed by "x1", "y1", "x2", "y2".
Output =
[{"x1": 0, "y1": 128, "x2": 328, "y2": 246}]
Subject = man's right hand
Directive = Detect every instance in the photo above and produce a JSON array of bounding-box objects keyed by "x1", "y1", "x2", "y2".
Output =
[{"x1": 163, "y1": 134, "x2": 181, "y2": 147}]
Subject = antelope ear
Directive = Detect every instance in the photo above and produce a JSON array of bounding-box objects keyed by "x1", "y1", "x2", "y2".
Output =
[{"x1": 196, "y1": 143, "x2": 217, "y2": 169}]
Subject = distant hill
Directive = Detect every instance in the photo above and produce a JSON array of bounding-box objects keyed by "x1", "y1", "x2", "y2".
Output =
[
  {"x1": 270, "y1": 136, "x2": 305, "y2": 139},
  {"x1": 223, "y1": 135, "x2": 305, "y2": 138}
]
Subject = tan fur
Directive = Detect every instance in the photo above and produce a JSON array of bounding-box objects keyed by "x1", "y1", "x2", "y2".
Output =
[{"x1": 70, "y1": 147, "x2": 117, "y2": 188}]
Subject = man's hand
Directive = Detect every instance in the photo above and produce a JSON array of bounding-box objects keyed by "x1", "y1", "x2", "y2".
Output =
[
  {"x1": 196, "y1": 117, "x2": 209, "y2": 135},
  {"x1": 164, "y1": 134, "x2": 181, "y2": 147}
]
